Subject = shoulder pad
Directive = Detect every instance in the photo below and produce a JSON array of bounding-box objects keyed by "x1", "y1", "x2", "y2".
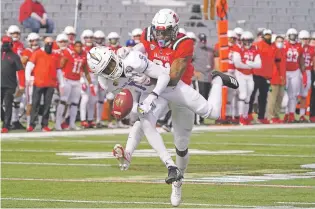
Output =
[{"x1": 172, "y1": 36, "x2": 191, "y2": 50}]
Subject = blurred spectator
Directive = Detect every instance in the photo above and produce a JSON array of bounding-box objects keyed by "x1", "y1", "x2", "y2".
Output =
[
  {"x1": 248, "y1": 29, "x2": 274, "y2": 124},
  {"x1": 126, "y1": 39, "x2": 136, "y2": 47},
  {"x1": 1, "y1": 36, "x2": 24, "y2": 133},
  {"x1": 266, "y1": 35, "x2": 286, "y2": 123},
  {"x1": 131, "y1": 28, "x2": 142, "y2": 44},
  {"x1": 19, "y1": 0, "x2": 54, "y2": 33},
  {"x1": 192, "y1": 32, "x2": 214, "y2": 124},
  {"x1": 25, "y1": 37, "x2": 62, "y2": 132}
]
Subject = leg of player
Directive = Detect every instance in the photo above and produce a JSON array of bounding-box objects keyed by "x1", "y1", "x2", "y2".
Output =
[
  {"x1": 235, "y1": 71, "x2": 247, "y2": 125},
  {"x1": 55, "y1": 81, "x2": 71, "y2": 131},
  {"x1": 38, "y1": 95, "x2": 44, "y2": 127},
  {"x1": 245, "y1": 76, "x2": 255, "y2": 124},
  {"x1": 299, "y1": 70, "x2": 311, "y2": 122},
  {"x1": 80, "y1": 88, "x2": 89, "y2": 128},
  {"x1": 96, "y1": 88, "x2": 106, "y2": 128},
  {"x1": 87, "y1": 85, "x2": 98, "y2": 128},
  {"x1": 11, "y1": 96, "x2": 25, "y2": 130},
  {"x1": 287, "y1": 70, "x2": 301, "y2": 122},
  {"x1": 68, "y1": 81, "x2": 81, "y2": 130}
]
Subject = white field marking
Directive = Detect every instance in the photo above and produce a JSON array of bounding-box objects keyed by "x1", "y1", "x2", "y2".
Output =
[
  {"x1": 215, "y1": 134, "x2": 315, "y2": 139},
  {"x1": 1, "y1": 123, "x2": 315, "y2": 139},
  {"x1": 2, "y1": 149, "x2": 315, "y2": 158},
  {"x1": 301, "y1": 164, "x2": 315, "y2": 169},
  {"x1": 0, "y1": 197, "x2": 256, "y2": 208},
  {"x1": 1, "y1": 162, "x2": 112, "y2": 167},
  {"x1": 1, "y1": 139, "x2": 121, "y2": 143},
  {"x1": 277, "y1": 202, "x2": 315, "y2": 205},
  {"x1": 2, "y1": 178, "x2": 315, "y2": 189}
]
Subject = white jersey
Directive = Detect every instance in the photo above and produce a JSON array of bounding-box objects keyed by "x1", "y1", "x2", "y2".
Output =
[{"x1": 98, "y1": 50, "x2": 170, "y2": 95}]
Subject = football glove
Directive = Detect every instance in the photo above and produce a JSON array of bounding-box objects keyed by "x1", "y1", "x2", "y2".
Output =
[{"x1": 137, "y1": 93, "x2": 157, "y2": 115}]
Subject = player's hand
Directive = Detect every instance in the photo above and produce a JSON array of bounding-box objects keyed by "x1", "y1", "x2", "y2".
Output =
[
  {"x1": 117, "y1": 47, "x2": 131, "y2": 59},
  {"x1": 90, "y1": 84, "x2": 96, "y2": 96},
  {"x1": 302, "y1": 71, "x2": 307, "y2": 87},
  {"x1": 132, "y1": 74, "x2": 151, "y2": 85},
  {"x1": 137, "y1": 93, "x2": 157, "y2": 115},
  {"x1": 194, "y1": 71, "x2": 202, "y2": 80},
  {"x1": 82, "y1": 83, "x2": 87, "y2": 91}
]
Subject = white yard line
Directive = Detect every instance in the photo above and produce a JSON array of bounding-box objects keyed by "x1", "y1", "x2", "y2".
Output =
[
  {"x1": 2, "y1": 178, "x2": 315, "y2": 189},
  {"x1": 277, "y1": 202, "x2": 315, "y2": 205},
  {"x1": 1, "y1": 123, "x2": 315, "y2": 139},
  {"x1": 0, "y1": 197, "x2": 256, "y2": 208},
  {"x1": 1, "y1": 162, "x2": 112, "y2": 167},
  {"x1": 215, "y1": 134, "x2": 315, "y2": 139}
]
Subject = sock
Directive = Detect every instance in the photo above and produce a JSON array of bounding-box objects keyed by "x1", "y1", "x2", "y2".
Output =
[
  {"x1": 96, "y1": 102, "x2": 104, "y2": 123},
  {"x1": 140, "y1": 117, "x2": 175, "y2": 168},
  {"x1": 244, "y1": 102, "x2": 249, "y2": 118},
  {"x1": 207, "y1": 77, "x2": 223, "y2": 119},
  {"x1": 238, "y1": 100, "x2": 245, "y2": 117},
  {"x1": 176, "y1": 152, "x2": 189, "y2": 175},
  {"x1": 289, "y1": 98, "x2": 296, "y2": 113},
  {"x1": 125, "y1": 121, "x2": 144, "y2": 156},
  {"x1": 300, "y1": 108, "x2": 306, "y2": 116},
  {"x1": 69, "y1": 105, "x2": 78, "y2": 127},
  {"x1": 80, "y1": 94, "x2": 89, "y2": 121},
  {"x1": 55, "y1": 103, "x2": 65, "y2": 128},
  {"x1": 26, "y1": 115, "x2": 31, "y2": 128}
]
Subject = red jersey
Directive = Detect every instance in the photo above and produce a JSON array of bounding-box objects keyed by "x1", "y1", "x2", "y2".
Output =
[
  {"x1": 12, "y1": 41, "x2": 24, "y2": 57},
  {"x1": 83, "y1": 45, "x2": 93, "y2": 53},
  {"x1": 228, "y1": 44, "x2": 241, "y2": 71},
  {"x1": 141, "y1": 27, "x2": 194, "y2": 85},
  {"x1": 62, "y1": 48, "x2": 87, "y2": 81},
  {"x1": 284, "y1": 41, "x2": 303, "y2": 71},
  {"x1": 237, "y1": 45, "x2": 260, "y2": 75},
  {"x1": 108, "y1": 45, "x2": 121, "y2": 54},
  {"x1": 303, "y1": 45, "x2": 315, "y2": 71}
]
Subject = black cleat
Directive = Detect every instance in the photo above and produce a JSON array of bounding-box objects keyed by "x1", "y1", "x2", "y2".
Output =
[
  {"x1": 165, "y1": 166, "x2": 183, "y2": 184},
  {"x1": 11, "y1": 121, "x2": 25, "y2": 130},
  {"x1": 211, "y1": 71, "x2": 239, "y2": 89}
]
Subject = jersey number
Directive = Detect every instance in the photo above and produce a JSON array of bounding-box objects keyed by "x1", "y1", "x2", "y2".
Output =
[
  {"x1": 244, "y1": 54, "x2": 254, "y2": 61},
  {"x1": 153, "y1": 59, "x2": 171, "y2": 68},
  {"x1": 286, "y1": 50, "x2": 298, "y2": 62},
  {"x1": 72, "y1": 61, "x2": 82, "y2": 74},
  {"x1": 304, "y1": 54, "x2": 311, "y2": 67}
]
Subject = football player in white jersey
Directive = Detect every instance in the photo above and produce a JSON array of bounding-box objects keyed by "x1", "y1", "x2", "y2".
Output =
[{"x1": 87, "y1": 46, "x2": 238, "y2": 181}]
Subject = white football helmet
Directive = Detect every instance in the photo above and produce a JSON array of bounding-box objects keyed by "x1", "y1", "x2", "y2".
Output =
[
  {"x1": 179, "y1": 28, "x2": 186, "y2": 35},
  {"x1": 299, "y1": 30, "x2": 310, "y2": 46},
  {"x1": 64, "y1": 26, "x2": 76, "y2": 43},
  {"x1": 310, "y1": 32, "x2": 315, "y2": 47},
  {"x1": 7, "y1": 25, "x2": 21, "y2": 41},
  {"x1": 241, "y1": 31, "x2": 254, "y2": 49},
  {"x1": 107, "y1": 32, "x2": 120, "y2": 46},
  {"x1": 131, "y1": 28, "x2": 143, "y2": 43},
  {"x1": 227, "y1": 30, "x2": 237, "y2": 46},
  {"x1": 81, "y1": 29, "x2": 94, "y2": 46},
  {"x1": 87, "y1": 46, "x2": 123, "y2": 80},
  {"x1": 286, "y1": 28, "x2": 298, "y2": 43},
  {"x1": 151, "y1": 8, "x2": 180, "y2": 47},
  {"x1": 93, "y1": 30, "x2": 105, "y2": 46},
  {"x1": 56, "y1": 33, "x2": 69, "y2": 50},
  {"x1": 27, "y1": 32, "x2": 40, "y2": 50},
  {"x1": 186, "y1": 32, "x2": 196, "y2": 41},
  {"x1": 234, "y1": 27, "x2": 244, "y2": 38}
]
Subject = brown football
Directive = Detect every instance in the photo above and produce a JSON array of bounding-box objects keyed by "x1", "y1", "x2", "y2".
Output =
[{"x1": 111, "y1": 89, "x2": 133, "y2": 120}]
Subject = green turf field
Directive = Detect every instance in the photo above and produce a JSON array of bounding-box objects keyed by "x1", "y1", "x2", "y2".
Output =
[{"x1": 1, "y1": 127, "x2": 315, "y2": 208}]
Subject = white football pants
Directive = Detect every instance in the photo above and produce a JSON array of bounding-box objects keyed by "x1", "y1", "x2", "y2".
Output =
[
  {"x1": 286, "y1": 69, "x2": 301, "y2": 113},
  {"x1": 300, "y1": 70, "x2": 311, "y2": 97},
  {"x1": 235, "y1": 70, "x2": 254, "y2": 117}
]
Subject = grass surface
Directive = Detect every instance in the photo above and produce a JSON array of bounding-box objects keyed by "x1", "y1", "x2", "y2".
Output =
[{"x1": 1, "y1": 128, "x2": 315, "y2": 208}]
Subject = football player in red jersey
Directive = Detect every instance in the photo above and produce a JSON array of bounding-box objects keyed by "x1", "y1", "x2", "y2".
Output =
[
  {"x1": 112, "y1": 9, "x2": 237, "y2": 206},
  {"x1": 55, "y1": 41, "x2": 94, "y2": 130},
  {"x1": 233, "y1": 31, "x2": 262, "y2": 125},
  {"x1": 21, "y1": 32, "x2": 41, "y2": 129},
  {"x1": 64, "y1": 26, "x2": 76, "y2": 51},
  {"x1": 298, "y1": 30, "x2": 315, "y2": 122},
  {"x1": 7, "y1": 25, "x2": 25, "y2": 129},
  {"x1": 107, "y1": 32, "x2": 122, "y2": 52},
  {"x1": 93, "y1": 30, "x2": 106, "y2": 47},
  {"x1": 80, "y1": 29, "x2": 97, "y2": 128},
  {"x1": 283, "y1": 28, "x2": 305, "y2": 123}
]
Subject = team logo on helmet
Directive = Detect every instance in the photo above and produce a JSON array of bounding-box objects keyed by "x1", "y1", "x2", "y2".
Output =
[{"x1": 89, "y1": 52, "x2": 100, "y2": 62}]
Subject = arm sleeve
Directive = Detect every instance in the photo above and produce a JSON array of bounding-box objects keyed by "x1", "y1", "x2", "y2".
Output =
[
  {"x1": 57, "y1": 69, "x2": 64, "y2": 86},
  {"x1": 233, "y1": 52, "x2": 252, "y2": 69},
  {"x1": 144, "y1": 60, "x2": 170, "y2": 95},
  {"x1": 25, "y1": 62, "x2": 35, "y2": 81}
]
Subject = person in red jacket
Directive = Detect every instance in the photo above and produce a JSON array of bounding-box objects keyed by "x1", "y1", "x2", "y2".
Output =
[
  {"x1": 19, "y1": 0, "x2": 54, "y2": 33},
  {"x1": 267, "y1": 35, "x2": 287, "y2": 123},
  {"x1": 248, "y1": 29, "x2": 275, "y2": 124}
]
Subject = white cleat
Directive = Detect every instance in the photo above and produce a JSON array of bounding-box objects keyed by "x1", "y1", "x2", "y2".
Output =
[
  {"x1": 70, "y1": 125, "x2": 81, "y2": 131},
  {"x1": 171, "y1": 180, "x2": 182, "y2": 207},
  {"x1": 112, "y1": 144, "x2": 131, "y2": 170},
  {"x1": 108, "y1": 122, "x2": 118, "y2": 129},
  {"x1": 54, "y1": 125, "x2": 63, "y2": 131},
  {"x1": 117, "y1": 121, "x2": 129, "y2": 128}
]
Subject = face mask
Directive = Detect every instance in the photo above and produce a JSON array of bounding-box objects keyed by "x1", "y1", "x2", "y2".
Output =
[
  {"x1": 44, "y1": 43, "x2": 53, "y2": 54},
  {"x1": 276, "y1": 42, "x2": 283, "y2": 49},
  {"x1": 1, "y1": 42, "x2": 12, "y2": 52},
  {"x1": 264, "y1": 38, "x2": 272, "y2": 44}
]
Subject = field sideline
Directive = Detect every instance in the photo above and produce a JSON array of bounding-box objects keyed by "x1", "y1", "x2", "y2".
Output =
[{"x1": 1, "y1": 124, "x2": 315, "y2": 208}]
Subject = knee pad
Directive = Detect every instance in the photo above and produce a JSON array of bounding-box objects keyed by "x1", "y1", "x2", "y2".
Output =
[
  {"x1": 238, "y1": 92, "x2": 246, "y2": 101},
  {"x1": 176, "y1": 147, "x2": 188, "y2": 157}
]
